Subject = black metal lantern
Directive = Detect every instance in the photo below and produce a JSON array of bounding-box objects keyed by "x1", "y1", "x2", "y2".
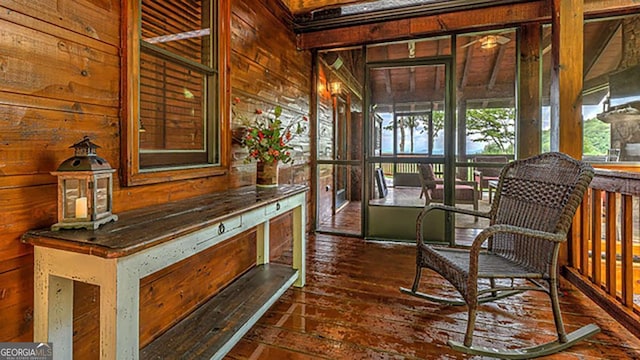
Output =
[{"x1": 51, "y1": 136, "x2": 118, "y2": 231}]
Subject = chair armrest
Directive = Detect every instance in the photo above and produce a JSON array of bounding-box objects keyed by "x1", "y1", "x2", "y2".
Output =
[
  {"x1": 415, "y1": 204, "x2": 491, "y2": 247},
  {"x1": 469, "y1": 224, "x2": 566, "y2": 254},
  {"x1": 473, "y1": 169, "x2": 483, "y2": 176},
  {"x1": 464, "y1": 225, "x2": 567, "y2": 289}
]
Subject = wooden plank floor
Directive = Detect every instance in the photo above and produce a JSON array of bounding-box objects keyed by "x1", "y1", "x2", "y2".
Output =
[
  {"x1": 318, "y1": 201, "x2": 362, "y2": 235},
  {"x1": 225, "y1": 233, "x2": 640, "y2": 359}
]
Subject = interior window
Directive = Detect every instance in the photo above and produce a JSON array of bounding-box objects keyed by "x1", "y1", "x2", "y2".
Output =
[
  {"x1": 123, "y1": 0, "x2": 226, "y2": 185},
  {"x1": 140, "y1": 0, "x2": 217, "y2": 169}
]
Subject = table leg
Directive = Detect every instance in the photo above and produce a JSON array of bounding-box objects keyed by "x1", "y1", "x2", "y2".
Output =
[
  {"x1": 100, "y1": 261, "x2": 140, "y2": 359},
  {"x1": 34, "y1": 249, "x2": 73, "y2": 359},
  {"x1": 256, "y1": 221, "x2": 270, "y2": 265},
  {"x1": 293, "y1": 197, "x2": 306, "y2": 287}
]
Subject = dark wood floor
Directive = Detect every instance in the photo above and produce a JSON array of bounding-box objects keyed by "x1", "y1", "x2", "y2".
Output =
[
  {"x1": 225, "y1": 233, "x2": 640, "y2": 359},
  {"x1": 318, "y1": 201, "x2": 362, "y2": 235}
]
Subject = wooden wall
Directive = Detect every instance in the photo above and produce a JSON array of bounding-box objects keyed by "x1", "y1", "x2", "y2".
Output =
[
  {"x1": 0, "y1": 0, "x2": 311, "y2": 346},
  {"x1": 317, "y1": 64, "x2": 335, "y2": 224}
]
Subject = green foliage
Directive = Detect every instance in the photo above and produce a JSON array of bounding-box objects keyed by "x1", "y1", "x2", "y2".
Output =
[
  {"x1": 542, "y1": 128, "x2": 550, "y2": 152},
  {"x1": 583, "y1": 118, "x2": 610, "y2": 155},
  {"x1": 541, "y1": 118, "x2": 610, "y2": 155},
  {"x1": 466, "y1": 108, "x2": 515, "y2": 154},
  {"x1": 430, "y1": 111, "x2": 445, "y2": 138},
  {"x1": 483, "y1": 143, "x2": 515, "y2": 154}
]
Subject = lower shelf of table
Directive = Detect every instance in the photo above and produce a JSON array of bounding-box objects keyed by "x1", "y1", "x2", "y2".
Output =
[{"x1": 140, "y1": 263, "x2": 298, "y2": 360}]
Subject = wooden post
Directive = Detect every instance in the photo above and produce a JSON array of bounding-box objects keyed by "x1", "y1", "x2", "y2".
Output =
[
  {"x1": 457, "y1": 98, "x2": 467, "y2": 180},
  {"x1": 550, "y1": 0, "x2": 584, "y2": 268},
  {"x1": 517, "y1": 23, "x2": 542, "y2": 159},
  {"x1": 550, "y1": 0, "x2": 584, "y2": 158}
]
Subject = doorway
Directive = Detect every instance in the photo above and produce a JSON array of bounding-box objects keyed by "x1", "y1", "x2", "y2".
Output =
[
  {"x1": 316, "y1": 48, "x2": 364, "y2": 237},
  {"x1": 365, "y1": 59, "x2": 456, "y2": 243}
]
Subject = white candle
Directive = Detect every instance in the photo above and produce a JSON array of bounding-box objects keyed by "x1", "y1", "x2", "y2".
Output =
[{"x1": 75, "y1": 197, "x2": 88, "y2": 218}]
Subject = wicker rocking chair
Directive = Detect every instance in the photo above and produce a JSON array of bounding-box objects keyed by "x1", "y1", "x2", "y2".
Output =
[{"x1": 400, "y1": 152, "x2": 600, "y2": 359}]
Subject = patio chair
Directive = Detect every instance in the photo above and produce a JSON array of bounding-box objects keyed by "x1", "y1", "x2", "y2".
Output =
[
  {"x1": 473, "y1": 155, "x2": 509, "y2": 191},
  {"x1": 401, "y1": 152, "x2": 600, "y2": 358},
  {"x1": 418, "y1": 164, "x2": 478, "y2": 213}
]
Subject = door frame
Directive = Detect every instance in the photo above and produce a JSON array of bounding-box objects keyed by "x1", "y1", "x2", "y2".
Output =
[
  {"x1": 363, "y1": 55, "x2": 457, "y2": 244},
  {"x1": 333, "y1": 94, "x2": 349, "y2": 213}
]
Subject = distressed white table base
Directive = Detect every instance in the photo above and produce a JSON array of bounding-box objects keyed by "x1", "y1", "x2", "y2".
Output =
[{"x1": 32, "y1": 191, "x2": 306, "y2": 359}]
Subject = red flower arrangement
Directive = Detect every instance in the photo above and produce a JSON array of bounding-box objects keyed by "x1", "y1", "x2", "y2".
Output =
[{"x1": 233, "y1": 97, "x2": 307, "y2": 165}]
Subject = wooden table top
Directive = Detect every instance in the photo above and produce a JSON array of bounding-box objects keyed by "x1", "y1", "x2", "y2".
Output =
[{"x1": 21, "y1": 185, "x2": 308, "y2": 258}]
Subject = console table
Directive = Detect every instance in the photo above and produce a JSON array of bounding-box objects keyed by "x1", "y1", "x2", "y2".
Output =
[{"x1": 22, "y1": 185, "x2": 307, "y2": 359}]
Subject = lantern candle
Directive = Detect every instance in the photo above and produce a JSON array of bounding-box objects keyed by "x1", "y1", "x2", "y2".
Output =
[
  {"x1": 75, "y1": 197, "x2": 88, "y2": 218},
  {"x1": 51, "y1": 137, "x2": 117, "y2": 230}
]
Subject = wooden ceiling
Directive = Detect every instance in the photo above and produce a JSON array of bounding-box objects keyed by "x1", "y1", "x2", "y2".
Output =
[
  {"x1": 323, "y1": 15, "x2": 626, "y2": 112},
  {"x1": 282, "y1": 0, "x2": 379, "y2": 15},
  {"x1": 301, "y1": 1, "x2": 633, "y2": 111}
]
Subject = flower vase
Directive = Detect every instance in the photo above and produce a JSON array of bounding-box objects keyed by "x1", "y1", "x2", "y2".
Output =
[{"x1": 256, "y1": 160, "x2": 279, "y2": 187}]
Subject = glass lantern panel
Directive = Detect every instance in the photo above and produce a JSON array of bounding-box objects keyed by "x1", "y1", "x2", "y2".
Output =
[
  {"x1": 96, "y1": 177, "x2": 109, "y2": 214},
  {"x1": 63, "y1": 178, "x2": 87, "y2": 218}
]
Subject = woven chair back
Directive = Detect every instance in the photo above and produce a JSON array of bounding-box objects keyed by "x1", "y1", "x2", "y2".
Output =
[{"x1": 489, "y1": 153, "x2": 594, "y2": 276}]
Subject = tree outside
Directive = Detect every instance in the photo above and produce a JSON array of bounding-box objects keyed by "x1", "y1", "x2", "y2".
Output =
[
  {"x1": 379, "y1": 107, "x2": 610, "y2": 157},
  {"x1": 542, "y1": 117, "x2": 611, "y2": 155},
  {"x1": 466, "y1": 108, "x2": 515, "y2": 154}
]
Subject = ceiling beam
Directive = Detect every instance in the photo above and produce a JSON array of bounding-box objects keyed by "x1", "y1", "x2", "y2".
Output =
[
  {"x1": 383, "y1": 70, "x2": 392, "y2": 95},
  {"x1": 487, "y1": 44, "x2": 507, "y2": 90},
  {"x1": 409, "y1": 67, "x2": 416, "y2": 93},
  {"x1": 459, "y1": 43, "x2": 474, "y2": 89},
  {"x1": 583, "y1": 73, "x2": 611, "y2": 94},
  {"x1": 383, "y1": 46, "x2": 392, "y2": 95},
  {"x1": 584, "y1": 19, "x2": 622, "y2": 77},
  {"x1": 434, "y1": 39, "x2": 444, "y2": 91}
]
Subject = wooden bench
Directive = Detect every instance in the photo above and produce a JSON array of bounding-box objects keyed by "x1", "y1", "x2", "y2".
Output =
[{"x1": 22, "y1": 185, "x2": 308, "y2": 360}]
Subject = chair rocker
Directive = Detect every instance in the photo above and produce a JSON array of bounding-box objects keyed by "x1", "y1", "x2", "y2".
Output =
[{"x1": 400, "y1": 152, "x2": 600, "y2": 359}]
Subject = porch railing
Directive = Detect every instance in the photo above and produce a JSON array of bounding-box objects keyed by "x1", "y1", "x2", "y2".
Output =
[{"x1": 567, "y1": 168, "x2": 640, "y2": 338}]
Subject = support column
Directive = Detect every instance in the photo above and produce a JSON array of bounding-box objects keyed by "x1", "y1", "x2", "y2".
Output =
[
  {"x1": 550, "y1": 0, "x2": 584, "y2": 159},
  {"x1": 456, "y1": 98, "x2": 467, "y2": 180},
  {"x1": 550, "y1": 0, "x2": 584, "y2": 267},
  {"x1": 517, "y1": 23, "x2": 542, "y2": 159}
]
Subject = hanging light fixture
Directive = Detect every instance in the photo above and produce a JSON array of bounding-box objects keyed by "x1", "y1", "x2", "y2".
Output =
[
  {"x1": 481, "y1": 35, "x2": 498, "y2": 49},
  {"x1": 329, "y1": 81, "x2": 342, "y2": 96}
]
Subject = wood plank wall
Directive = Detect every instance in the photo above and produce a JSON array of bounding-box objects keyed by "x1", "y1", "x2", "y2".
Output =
[
  {"x1": 0, "y1": 0, "x2": 311, "y2": 348},
  {"x1": 317, "y1": 64, "x2": 335, "y2": 225}
]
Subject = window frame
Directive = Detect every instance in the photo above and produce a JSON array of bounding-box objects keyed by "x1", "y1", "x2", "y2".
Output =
[{"x1": 121, "y1": 0, "x2": 230, "y2": 186}]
